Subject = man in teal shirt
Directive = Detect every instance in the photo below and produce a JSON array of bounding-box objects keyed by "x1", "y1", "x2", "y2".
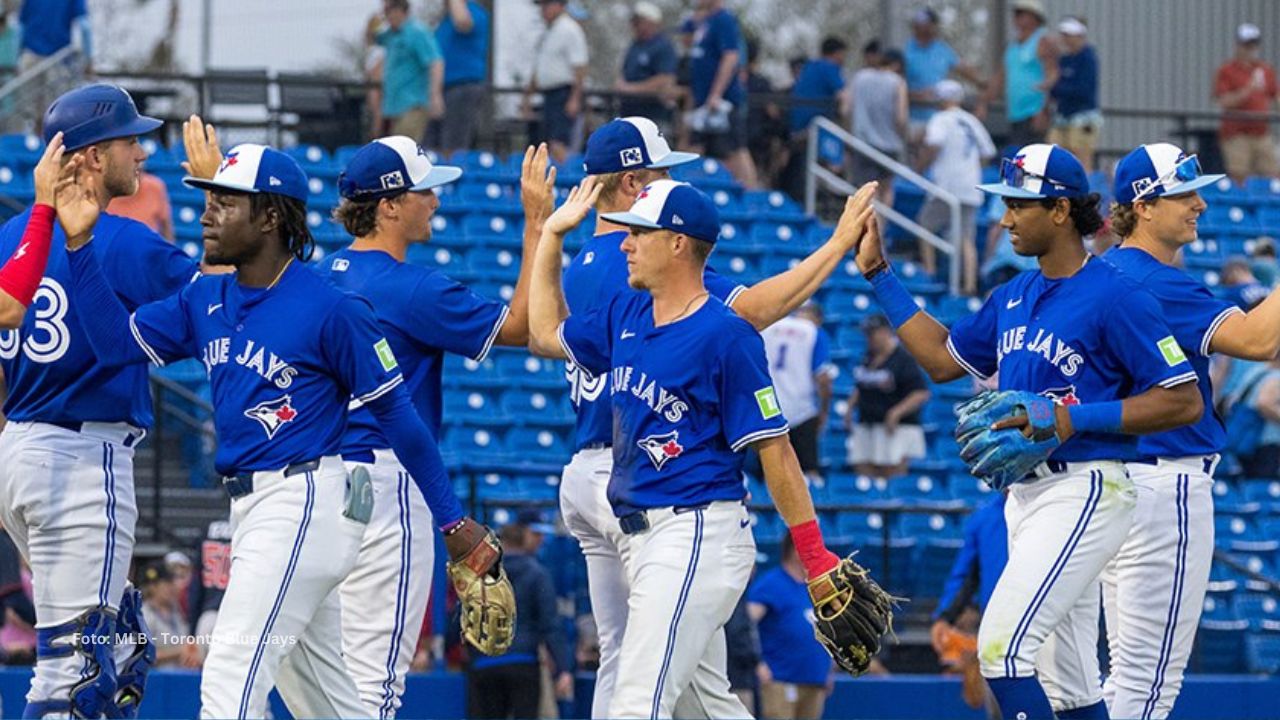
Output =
[{"x1": 368, "y1": 0, "x2": 443, "y2": 142}]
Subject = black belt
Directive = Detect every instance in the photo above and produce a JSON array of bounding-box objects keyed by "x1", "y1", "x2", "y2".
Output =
[
  {"x1": 581, "y1": 443, "x2": 610, "y2": 451},
  {"x1": 1131, "y1": 456, "x2": 1217, "y2": 474},
  {"x1": 619, "y1": 503, "x2": 710, "y2": 536},
  {"x1": 222, "y1": 459, "x2": 321, "y2": 499},
  {"x1": 49, "y1": 421, "x2": 142, "y2": 448}
]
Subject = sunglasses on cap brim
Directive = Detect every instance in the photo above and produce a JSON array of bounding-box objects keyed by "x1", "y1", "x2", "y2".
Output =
[
  {"x1": 1000, "y1": 158, "x2": 1083, "y2": 194},
  {"x1": 1132, "y1": 155, "x2": 1203, "y2": 202}
]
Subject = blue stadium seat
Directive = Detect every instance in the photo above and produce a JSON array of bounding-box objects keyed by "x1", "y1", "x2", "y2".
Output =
[
  {"x1": 468, "y1": 246, "x2": 522, "y2": 281},
  {"x1": 455, "y1": 181, "x2": 520, "y2": 212},
  {"x1": 834, "y1": 511, "x2": 894, "y2": 540},
  {"x1": 1234, "y1": 593, "x2": 1280, "y2": 630},
  {"x1": 856, "y1": 537, "x2": 917, "y2": 597},
  {"x1": 0, "y1": 133, "x2": 42, "y2": 167},
  {"x1": 1246, "y1": 175, "x2": 1280, "y2": 203},
  {"x1": 750, "y1": 510, "x2": 785, "y2": 542},
  {"x1": 286, "y1": 144, "x2": 332, "y2": 167},
  {"x1": 492, "y1": 351, "x2": 564, "y2": 389},
  {"x1": 891, "y1": 473, "x2": 961, "y2": 509},
  {"x1": 1216, "y1": 510, "x2": 1263, "y2": 544},
  {"x1": 1227, "y1": 539, "x2": 1280, "y2": 577},
  {"x1": 759, "y1": 254, "x2": 800, "y2": 278},
  {"x1": 462, "y1": 213, "x2": 521, "y2": 239},
  {"x1": 1194, "y1": 619, "x2": 1248, "y2": 673},
  {"x1": 500, "y1": 389, "x2": 571, "y2": 424},
  {"x1": 711, "y1": 252, "x2": 760, "y2": 284},
  {"x1": 406, "y1": 244, "x2": 467, "y2": 273},
  {"x1": 1244, "y1": 624, "x2": 1280, "y2": 674},
  {"x1": 948, "y1": 473, "x2": 995, "y2": 506},
  {"x1": 443, "y1": 426, "x2": 509, "y2": 463},
  {"x1": 512, "y1": 472, "x2": 561, "y2": 499},
  {"x1": 1201, "y1": 588, "x2": 1239, "y2": 622},
  {"x1": 333, "y1": 144, "x2": 363, "y2": 166},
  {"x1": 671, "y1": 157, "x2": 738, "y2": 190},
  {"x1": 749, "y1": 222, "x2": 810, "y2": 256},
  {"x1": 898, "y1": 511, "x2": 959, "y2": 539},
  {"x1": 441, "y1": 352, "x2": 501, "y2": 388},
  {"x1": 1200, "y1": 177, "x2": 1250, "y2": 205},
  {"x1": 451, "y1": 150, "x2": 512, "y2": 180},
  {"x1": 1199, "y1": 205, "x2": 1261, "y2": 237},
  {"x1": 505, "y1": 427, "x2": 570, "y2": 463},
  {"x1": 443, "y1": 389, "x2": 502, "y2": 424},
  {"x1": 915, "y1": 538, "x2": 963, "y2": 598},
  {"x1": 827, "y1": 473, "x2": 897, "y2": 508},
  {"x1": 305, "y1": 175, "x2": 339, "y2": 211},
  {"x1": 0, "y1": 163, "x2": 33, "y2": 202},
  {"x1": 1182, "y1": 238, "x2": 1226, "y2": 269}
]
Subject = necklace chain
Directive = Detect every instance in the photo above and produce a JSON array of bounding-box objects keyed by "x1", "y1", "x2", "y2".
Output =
[
  {"x1": 266, "y1": 258, "x2": 293, "y2": 290},
  {"x1": 667, "y1": 291, "x2": 708, "y2": 324}
]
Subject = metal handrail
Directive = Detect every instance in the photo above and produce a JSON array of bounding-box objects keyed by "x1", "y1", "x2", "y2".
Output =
[
  {"x1": 0, "y1": 46, "x2": 81, "y2": 100},
  {"x1": 805, "y1": 116, "x2": 962, "y2": 295}
]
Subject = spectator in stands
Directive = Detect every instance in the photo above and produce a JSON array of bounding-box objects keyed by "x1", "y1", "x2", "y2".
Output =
[
  {"x1": 0, "y1": 13, "x2": 19, "y2": 82},
  {"x1": 1214, "y1": 23, "x2": 1280, "y2": 184},
  {"x1": 930, "y1": 493, "x2": 1007, "y2": 719},
  {"x1": 685, "y1": 0, "x2": 759, "y2": 188},
  {"x1": 747, "y1": 534, "x2": 833, "y2": 720},
  {"x1": 467, "y1": 515, "x2": 571, "y2": 719},
  {"x1": 916, "y1": 79, "x2": 995, "y2": 296},
  {"x1": 0, "y1": 526, "x2": 35, "y2": 665},
  {"x1": 434, "y1": 0, "x2": 492, "y2": 155},
  {"x1": 18, "y1": 0, "x2": 90, "y2": 71},
  {"x1": 165, "y1": 550, "x2": 193, "y2": 623},
  {"x1": 904, "y1": 7, "x2": 984, "y2": 139},
  {"x1": 523, "y1": 0, "x2": 588, "y2": 165},
  {"x1": 615, "y1": 2, "x2": 677, "y2": 130},
  {"x1": 862, "y1": 39, "x2": 882, "y2": 69},
  {"x1": 985, "y1": 0, "x2": 1057, "y2": 149},
  {"x1": 139, "y1": 562, "x2": 200, "y2": 668},
  {"x1": 1251, "y1": 236, "x2": 1279, "y2": 286},
  {"x1": 849, "y1": 48, "x2": 908, "y2": 209},
  {"x1": 789, "y1": 37, "x2": 850, "y2": 136},
  {"x1": 1223, "y1": 256, "x2": 1272, "y2": 311},
  {"x1": 846, "y1": 314, "x2": 930, "y2": 478},
  {"x1": 746, "y1": 38, "x2": 790, "y2": 192},
  {"x1": 107, "y1": 172, "x2": 173, "y2": 241},
  {"x1": 367, "y1": 0, "x2": 444, "y2": 143},
  {"x1": 1238, "y1": 357, "x2": 1280, "y2": 477},
  {"x1": 761, "y1": 304, "x2": 836, "y2": 483},
  {"x1": 1047, "y1": 16, "x2": 1101, "y2": 173}
]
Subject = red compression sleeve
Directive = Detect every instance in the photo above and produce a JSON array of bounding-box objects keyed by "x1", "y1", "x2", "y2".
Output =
[
  {"x1": 0, "y1": 204, "x2": 56, "y2": 307},
  {"x1": 789, "y1": 519, "x2": 840, "y2": 579}
]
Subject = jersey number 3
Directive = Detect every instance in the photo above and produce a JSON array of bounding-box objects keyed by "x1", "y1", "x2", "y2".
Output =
[{"x1": 0, "y1": 278, "x2": 72, "y2": 363}]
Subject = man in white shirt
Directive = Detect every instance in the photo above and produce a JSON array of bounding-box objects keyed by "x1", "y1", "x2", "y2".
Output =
[
  {"x1": 523, "y1": 0, "x2": 589, "y2": 164},
  {"x1": 916, "y1": 78, "x2": 996, "y2": 295},
  {"x1": 761, "y1": 303, "x2": 837, "y2": 482}
]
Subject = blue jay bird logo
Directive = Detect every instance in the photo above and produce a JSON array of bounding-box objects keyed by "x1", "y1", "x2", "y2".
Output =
[
  {"x1": 637, "y1": 430, "x2": 684, "y2": 471},
  {"x1": 244, "y1": 395, "x2": 299, "y2": 439}
]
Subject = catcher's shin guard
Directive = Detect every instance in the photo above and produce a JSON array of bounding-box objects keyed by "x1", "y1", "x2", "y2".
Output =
[
  {"x1": 25, "y1": 607, "x2": 119, "y2": 718},
  {"x1": 114, "y1": 585, "x2": 155, "y2": 718}
]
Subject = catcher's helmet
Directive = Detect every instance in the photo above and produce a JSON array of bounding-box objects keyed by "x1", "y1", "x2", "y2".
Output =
[{"x1": 42, "y1": 84, "x2": 162, "y2": 151}]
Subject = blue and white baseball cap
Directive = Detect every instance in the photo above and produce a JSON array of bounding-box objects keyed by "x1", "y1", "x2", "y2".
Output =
[
  {"x1": 338, "y1": 136, "x2": 463, "y2": 200},
  {"x1": 978, "y1": 143, "x2": 1090, "y2": 199},
  {"x1": 1112, "y1": 143, "x2": 1224, "y2": 205},
  {"x1": 600, "y1": 179, "x2": 720, "y2": 243},
  {"x1": 583, "y1": 117, "x2": 700, "y2": 174},
  {"x1": 184, "y1": 144, "x2": 309, "y2": 203}
]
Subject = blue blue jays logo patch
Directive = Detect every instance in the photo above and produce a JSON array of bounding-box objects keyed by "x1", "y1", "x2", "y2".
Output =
[
  {"x1": 637, "y1": 430, "x2": 684, "y2": 471},
  {"x1": 1040, "y1": 385, "x2": 1081, "y2": 406},
  {"x1": 244, "y1": 395, "x2": 299, "y2": 439}
]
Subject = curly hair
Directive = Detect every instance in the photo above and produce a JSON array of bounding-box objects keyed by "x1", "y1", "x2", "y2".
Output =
[
  {"x1": 1107, "y1": 199, "x2": 1154, "y2": 239},
  {"x1": 1028, "y1": 193, "x2": 1106, "y2": 237},
  {"x1": 332, "y1": 197, "x2": 381, "y2": 238},
  {"x1": 250, "y1": 193, "x2": 314, "y2": 262}
]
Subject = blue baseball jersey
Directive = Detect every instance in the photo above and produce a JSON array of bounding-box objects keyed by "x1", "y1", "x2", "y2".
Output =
[
  {"x1": 123, "y1": 261, "x2": 404, "y2": 475},
  {"x1": 0, "y1": 210, "x2": 197, "y2": 427},
  {"x1": 1105, "y1": 247, "x2": 1240, "y2": 458},
  {"x1": 947, "y1": 257, "x2": 1198, "y2": 462},
  {"x1": 748, "y1": 566, "x2": 832, "y2": 685},
  {"x1": 562, "y1": 230, "x2": 746, "y2": 451},
  {"x1": 559, "y1": 291, "x2": 787, "y2": 515},
  {"x1": 320, "y1": 248, "x2": 507, "y2": 450}
]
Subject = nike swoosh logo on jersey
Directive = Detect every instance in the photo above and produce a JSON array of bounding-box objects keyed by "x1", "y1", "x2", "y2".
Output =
[
  {"x1": 13, "y1": 242, "x2": 28, "y2": 259},
  {"x1": 739, "y1": 517, "x2": 751, "y2": 529},
  {"x1": 207, "y1": 303, "x2": 223, "y2": 315},
  {"x1": 1006, "y1": 298, "x2": 1023, "y2": 309},
  {"x1": 620, "y1": 329, "x2": 636, "y2": 340}
]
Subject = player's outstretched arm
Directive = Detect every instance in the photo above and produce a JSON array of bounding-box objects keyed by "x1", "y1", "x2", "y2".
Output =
[
  {"x1": 1211, "y1": 291, "x2": 1280, "y2": 360},
  {"x1": 0, "y1": 133, "x2": 70, "y2": 328},
  {"x1": 730, "y1": 183, "x2": 876, "y2": 330},
  {"x1": 497, "y1": 143, "x2": 557, "y2": 347},
  {"x1": 528, "y1": 178, "x2": 602, "y2": 358},
  {"x1": 754, "y1": 434, "x2": 840, "y2": 579},
  {"x1": 856, "y1": 217, "x2": 966, "y2": 382}
]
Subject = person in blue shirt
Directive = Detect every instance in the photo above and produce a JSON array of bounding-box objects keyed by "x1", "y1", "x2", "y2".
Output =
[
  {"x1": 685, "y1": 0, "x2": 758, "y2": 187},
  {"x1": 1047, "y1": 17, "x2": 1101, "y2": 173},
  {"x1": 854, "y1": 143, "x2": 1203, "y2": 720},
  {"x1": 1048, "y1": 143, "x2": 1280, "y2": 720},
  {"x1": 550, "y1": 116, "x2": 878, "y2": 718},
  {"x1": 616, "y1": 2, "x2": 678, "y2": 128},
  {"x1": 367, "y1": 0, "x2": 444, "y2": 143},
  {"x1": 528, "y1": 176, "x2": 870, "y2": 718},
  {"x1": 931, "y1": 494, "x2": 1008, "y2": 648},
  {"x1": 903, "y1": 7, "x2": 984, "y2": 130},
  {"x1": 18, "y1": 0, "x2": 90, "y2": 67},
  {"x1": 747, "y1": 533, "x2": 834, "y2": 720},
  {"x1": 320, "y1": 137, "x2": 553, "y2": 717},
  {"x1": 0, "y1": 84, "x2": 197, "y2": 719},
  {"x1": 433, "y1": 0, "x2": 490, "y2": 154},
  {"x1": 55, "y1": 143, "x2": 501, "y2": 719},
  {"x1": 789, "y1": 37, "x2": 850, "y2": 135}
]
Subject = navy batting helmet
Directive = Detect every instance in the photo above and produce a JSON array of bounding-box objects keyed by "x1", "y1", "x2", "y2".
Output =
[{"x1": 42, "y1": 84, "x2": 163, "y2": 151}]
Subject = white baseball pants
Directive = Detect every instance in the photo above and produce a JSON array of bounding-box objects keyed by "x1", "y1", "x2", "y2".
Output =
[
  {"x1": 199, "y1": 455, "x2": 365, "y2": 719},
  {"x1": 979, "y1": 461, "x2": 1135, "y2": 706},
  {"x1": 340, "y1": 449, "x2": 435, "y2": 719},
  {"x1": 0, "y1": 421, "x2": 140, "y2": 709}
]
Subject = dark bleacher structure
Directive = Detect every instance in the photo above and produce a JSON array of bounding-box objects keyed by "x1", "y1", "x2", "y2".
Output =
[{"x1": 1, "y1": 132, "x2": 1278, "y2": 676}]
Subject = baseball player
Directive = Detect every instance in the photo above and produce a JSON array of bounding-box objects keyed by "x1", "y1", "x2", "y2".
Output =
[
  {"x1": 320, "y1": 137, "x2": 554, "y2": 717},
  {"x1": 54, "y1": 143, "x2": 503, "y2": 719},
  {"x1": 1039, "y1": 143, "x2": 1280, "y2": 720},
  {"x1": 0, "y1": 84, "x2": 200, "y2": 718},
  {"x1": 558, "y1": 116, "x2": 876, "y2": 718},
  {"x1": 529, "y1": 177, "x2": 888, "y2": 718},
  {"x1": 855, "y1": 144, "x2": 1203, "y2": 720}
]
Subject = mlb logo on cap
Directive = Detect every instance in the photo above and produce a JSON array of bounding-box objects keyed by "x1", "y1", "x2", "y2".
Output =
[
  {"x1": 338, "y1": 136, "x2": 463, "y2": 200},
  {"x1": 600, "y1": 179, "x2": 720, "y2": 243},
  {"x1": 978, "y1": 143, "x2": 1089, "y2": 200},
  {"x1": 184, "y1": 144, "x2": 309, "y2": 202},
  {"x1": 1112, "y1": 143, "x2": 1225, "y2": 205},
  {"x1": 584, "y1": 117, "x2": 701, "y2": 174}
]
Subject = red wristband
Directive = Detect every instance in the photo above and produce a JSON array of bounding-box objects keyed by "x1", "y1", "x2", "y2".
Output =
[
  {"x1": 0, "y1": 204, "x2": 56, "y2": 307},
  {"x1": 789, "y1": 519, "x2": 840, "y2": 579}
]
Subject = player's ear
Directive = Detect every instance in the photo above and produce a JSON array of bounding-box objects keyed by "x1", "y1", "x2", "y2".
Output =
[
  {"x1": 258, "y1": 204, "x2": 281, "y2": 234},
  {"x1": 1052, "y1": 198, "x2": 1072, "y2": 226}
]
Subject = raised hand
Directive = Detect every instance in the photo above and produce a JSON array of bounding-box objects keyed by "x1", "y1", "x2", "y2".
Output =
[
  {"x1": 831, "y1": 182, "x2": 878, "y2": 253},
  {"x1": 543, "y1": 176, "x2": 602, "y2": 237},
  {"x1": 32, "y1": 132, "x2": 67, "y2": 207},
  {"x1": 55, "y1": 159, "x2": 101, "y2": 249},
  {"x1": 520, "y1": 143, "x2": 557, "y2": 223},
  {"x1": 182, "y1": 115, "x2": 223, "y2": 180},
  {"x1": 854, "y1": 213, "x2": 886, "y2": 275}
]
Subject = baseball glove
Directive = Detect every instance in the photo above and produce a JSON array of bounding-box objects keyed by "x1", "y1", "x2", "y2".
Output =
[
  {"x1": 955, "y1": 390, "x2": 1061, "y2": 490},
  {"x1": 444, "y1": 518, "x2": 517, "y2": 656},
  {"x1": 806, "y1": 553, "x2": 896, "y2": 675}
]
